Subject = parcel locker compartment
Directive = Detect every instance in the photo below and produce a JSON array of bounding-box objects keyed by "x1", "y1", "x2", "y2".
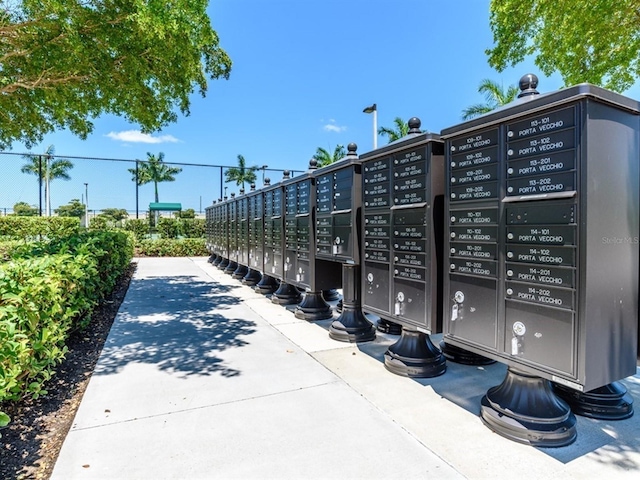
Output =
[
  {"x1": 293, "y1": 258, "x2": 310, "y2": 287},
  {"x1": 332, "y1": 214, "x2": 353, "y2": 257},
  {"x1": 364, "y1": 262, "x2": 391, "y2": 314},
  {"x1": 447, "y1": 274, "x2": 498, "y2": 350},
  {"x1": 392, "y1": 278, "x2": 427, "y2": 329},
  {"x1": 284, "y1": 250, "x2": 297, "y2": 282},
  {"x1": 504, "y1": 300, "x2": 575, "y2": 375}
]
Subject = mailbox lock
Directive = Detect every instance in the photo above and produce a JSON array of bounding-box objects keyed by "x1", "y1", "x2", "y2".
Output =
[
  {"x1": 507, "y1": 168, "x2": 514, "y2": 175},
  {"x1": 506, "y1": 288, "x2": 513, "y2": 296},
  {"x1": 450, "y1": 145, "x2": 456, "y2": 152},
  {"x1": 507, "y1": 251, "x2": 514, "y2": 259},
  {"x1": 396, "y1": 292, "x2": 405, "y2": 302},
  {"x1": 450, "y1": 232, "x2": 456, "y2": 238},
  {"x1": 513, "y1": 321, "x2": 526, "y2": 336},
  {"x1": 451, "y1": 177, "x2": 456, "y2": 183},
  {"x1": 367, "y1": 272, "x2": 374, "y2": 283},
  {"x1": 450, "y1": 161, "x2": 456, "y2": 168},
  {"x1": 450, "y1": 263, "x2": 456, "y2": 270},
  {"x1": 334, "y1": 236, "x2": 341, "y2": 245},
  {"x1": 507, "y1": 130, "x2": 514, "y2": 138},
  {"x1": 507, "y1": 186, "x2": 514, "y2": 193},
  {"x1": 507, "y1": 232, "x2": 514, "y2": 240},
  {"x1": 450, "y1": 248, "x2": 456, "y2": 254},
  {"x1": 454, "y1": 291, "x2": 465, "y2": 304},
  {"x1": 507, "y1": 269, "x2": 514, "y2": 277},
  {"x1": 451, "y1": 193, "x2": 457, "y2": 199},
  {"x1": 450, "y1": 216, "x2": 456, "y2": 223}
]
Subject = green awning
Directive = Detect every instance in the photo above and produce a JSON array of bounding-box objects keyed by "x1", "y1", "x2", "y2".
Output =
[{"x1": 149, "y1": 202, "x2": 182, "y2": 211}]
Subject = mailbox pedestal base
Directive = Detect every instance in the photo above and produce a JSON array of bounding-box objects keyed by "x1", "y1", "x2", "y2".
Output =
[
  {"x1": 553, "y1": 381, "x2": 634, "y2": 420},
  {"x1": 208, "y1": 254, "x2": 217, "y2": 264},
  {"x1": 439, "y1": 340, "x2": 496, "y2": 365},
  {"x1": 329, "y1": 305, "x2": 376, "y2": 343},
  {"x1": 295, "y1": 291, "x2": 334, "y2": 321},
  {"x1": 232, "y1": 264, "x2": 248, "y2": 280},
  {"x1": 242, "y1": 268, "x2": 262, "y2": 286},
  {"x1": 255, "y1": 275, "x2": 278, "y2": 294},
  {"x1": 322, "y1": 289, "x2": 341, "y2": 302},
  {"x1": 271, "y1": 282, "x2": 302, "y2": 305},
  {"x1": 384, "y1": 329, "x2": 446, "y2": 378},
  {"x1": 216, "y1": 257, "x2": 229, "y2": 269},
  {"x1": 377, "y1": 319, "x2": 403, "y2": 335},
  {"x1": 480, "y1": 367, "x2": 577, "y2": 447},
  {"x1": 335, "y1": 299, "x2": 343, "y2": 313},
  {"x1": 329, "y1": 265, "x2": 375, "y2": 343},
  {"x1": 224, "y1": 261, "x2": 238, "y2": 275}
]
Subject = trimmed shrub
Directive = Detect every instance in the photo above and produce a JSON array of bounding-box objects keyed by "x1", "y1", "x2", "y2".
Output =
[
  {"x1": 135, "y1": 238, "x2": 207, "y2": 257},
  {"x1": 0, "y1": 217, "x2": 81, "y2": 241},
  {"x1": 0, "y1": 231, "x2": 134, "y2": 427}
]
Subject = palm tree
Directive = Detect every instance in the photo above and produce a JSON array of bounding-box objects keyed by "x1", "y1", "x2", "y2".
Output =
[
  {"x1": 224, "y1": 154, "x2": 258, "y2": 192},
  {"x1": 313, "y1": 144, "x2": 345, "y2": 167},
  {"x1": 378, "y1": 118, "x2": 409, "y2": 144},
  {"x1": 128, "y1": 152, "x2": 182, "y2": 203},
  {"x1": 21, "y1": 145, "x2": 74, "y2": 216},
  {"x1": 461, "y1": 79, "x2": 519, "y2": 120}
]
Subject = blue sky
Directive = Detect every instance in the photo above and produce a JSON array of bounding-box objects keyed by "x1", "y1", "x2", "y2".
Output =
[{"x1": 3, "y1": 0, "x2": 640, "y2": 214}]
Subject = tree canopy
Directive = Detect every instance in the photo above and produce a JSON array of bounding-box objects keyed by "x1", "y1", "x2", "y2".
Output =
[
  {"x1": 12, "y1": 201, "x2": 38, "y2": 216},
  {"x1": 128, "y1": 152, "x2": 182, "y2": 203},
  {"x1": 0, "y1": 1, "x2": 232, "y2": 149},
  {"x1": 487, "y1": 0, "x2": 640, "y2": 92},
  {"x1": 461, "y1": 79, "x2": 519, "y2": 120},
  {"x1": 225, "y1": 154, "x2": 257, "y2": 191},
  {"x1": 378, "y1": 118, "x2": 409, "y2": 144},
  {"x1": 55, "y1": 198, "x2": 84, "y2": 217},
  {"x1": 312, "y1": 145, "x2": 345, "y2": 168}
]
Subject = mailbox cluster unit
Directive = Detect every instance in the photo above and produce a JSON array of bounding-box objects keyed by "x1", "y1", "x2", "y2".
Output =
[{"x1": 206, "y1": 76, "x2": 639, "y2": 447}]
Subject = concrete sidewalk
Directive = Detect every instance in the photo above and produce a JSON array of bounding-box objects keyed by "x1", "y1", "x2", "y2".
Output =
[{"x1": 52, "y1": 257, "x2": 640, "y2": 479}]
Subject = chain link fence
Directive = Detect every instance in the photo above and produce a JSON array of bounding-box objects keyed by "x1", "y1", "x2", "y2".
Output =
[{"x1": 0, "y1": 151, "x2": 299, "y2": 219}]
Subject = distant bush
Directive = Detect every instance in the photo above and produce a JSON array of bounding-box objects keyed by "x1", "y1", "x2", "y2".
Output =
[
  {"x1": 122, "y1": 218, "x2": 149, "y2": 241},
  {"x1": 135, "y1": 238, "x2": 207, "y2": 256}
]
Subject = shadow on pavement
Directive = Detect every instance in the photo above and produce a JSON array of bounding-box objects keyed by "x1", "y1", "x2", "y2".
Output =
[{"x1": 94, "y1": 276, "x2": 257, "y2": 379}]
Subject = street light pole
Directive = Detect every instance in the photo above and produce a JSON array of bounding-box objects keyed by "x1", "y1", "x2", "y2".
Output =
[
  {"x1": 84, "y1": 183, "x2": 89, "y2": 228},
  {"x1": 261, "y1": 165, "x2": 268, "y2": 185},
  {"x1": 363, "y1": 103, "x2": 377, "y2": 150}
]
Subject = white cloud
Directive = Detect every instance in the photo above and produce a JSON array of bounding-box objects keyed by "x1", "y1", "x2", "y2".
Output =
[
  {"x1": 322, "y1": 120, "x2": 347, "y2": 133},
  {"x1": 106, "y1": 130, "x2": 180, "y2": 144}
]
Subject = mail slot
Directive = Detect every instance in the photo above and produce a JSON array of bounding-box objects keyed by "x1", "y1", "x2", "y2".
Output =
[
  {"x1": 360, "y1": 131, "x2": 445, "y2": 333},
  {"x1": 442, "y1": 80, "x2": 639, "y2": 393}
]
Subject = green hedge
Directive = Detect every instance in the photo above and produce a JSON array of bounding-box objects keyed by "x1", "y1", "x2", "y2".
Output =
[
  {"x1": 135, "y1": 238, "x2": 207, "y2": 256},
  {"x1": 0, "y1": 216, "x2": 81, "y2": 241},
  {"x1": 0, "y1": 231, "x2": 133, "y2": 431}
]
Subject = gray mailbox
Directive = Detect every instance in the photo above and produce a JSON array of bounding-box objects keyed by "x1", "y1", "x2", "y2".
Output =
[
  {"x1": 312, "y1": 144, "x2": 375, "y2": 339},
  {"x1": 280, "y1": 163, "x2": 341, "y2": 317},
  {"x1": 359, "y1": 120, "x2": 446, "y2": 375},
  {"x1": 243, "y1": 184, "x2": 263, "y2": 286},
  {"x1": 214, "y1": 198, "x2": 230, "y2": 270},
  {"x1": 441, "y1": 75, "x2": 639, "y2": 446},
  {"x1": 254, "y1": 176, "x2": 285, "y2": 294},
  {"x1": 223, "y1": 194, "x2": 239, "y2": 274},
  {"x1": 232, "y1": 192, "x2": 250, "y2": 279}
]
